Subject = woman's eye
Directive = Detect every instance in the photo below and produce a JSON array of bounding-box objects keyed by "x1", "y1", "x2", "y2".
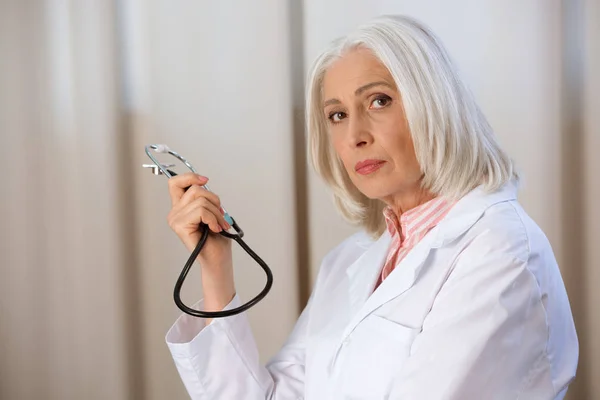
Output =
[
  {"x1": 370, "y1": 95, "x2": 392, "y2": 109},
  {"x1": 328, "y1": 111, "x2": 347, "y2": 123}
]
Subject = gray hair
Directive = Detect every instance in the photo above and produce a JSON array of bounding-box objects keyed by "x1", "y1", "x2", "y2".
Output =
[{"x1": 306, "y1": 15, "x2": 517, "y2": 237}]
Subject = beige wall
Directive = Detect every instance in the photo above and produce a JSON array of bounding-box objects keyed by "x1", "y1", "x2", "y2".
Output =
[
  {"x1": 0, "y1": 0, "x2": 597, "y2": 399},
  {"x1": 0, "y1": 2, "x2": 131, "y2": 399},
  {"x1": 582, "y1": 0, "x2": 600, "y2": 395}
]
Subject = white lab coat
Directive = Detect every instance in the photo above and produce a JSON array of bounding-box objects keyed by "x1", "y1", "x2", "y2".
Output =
[{"x1": 166, "y1": 181, "x2": 578, "y2": 399}]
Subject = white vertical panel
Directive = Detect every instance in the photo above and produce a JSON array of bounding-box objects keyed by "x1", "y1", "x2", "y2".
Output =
[{"x1": 303, "y1": 0, "x2": 563, "y2": 284}]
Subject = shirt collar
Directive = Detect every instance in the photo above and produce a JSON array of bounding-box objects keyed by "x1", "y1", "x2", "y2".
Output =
[
  {"x1": 354, "y1": 179, "x2": 520, "y2": 249},
  {"x1": 383, "y1": 197, "x2": 454, "y2": 243}
]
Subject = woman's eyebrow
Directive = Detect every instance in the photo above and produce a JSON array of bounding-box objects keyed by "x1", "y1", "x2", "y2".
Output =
[
  {"x1": 354, "y1": 81, "x2": 394, "y2": 96},
  {"x1": 323, "y1": 81, "x2": 395, "y2": 108}
]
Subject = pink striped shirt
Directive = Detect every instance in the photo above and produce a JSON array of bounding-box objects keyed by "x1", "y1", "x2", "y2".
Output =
[{"x1": 374, "y1": 197, "x2": 454, "y2": 291}]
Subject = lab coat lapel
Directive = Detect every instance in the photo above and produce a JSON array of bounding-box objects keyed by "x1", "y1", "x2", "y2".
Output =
[
  {"x1": 344, "y1": 231, "x2": 392, "y2": 320},
  {"x1": 342, "y1": 230, "x2": 439, "y2": 340}
]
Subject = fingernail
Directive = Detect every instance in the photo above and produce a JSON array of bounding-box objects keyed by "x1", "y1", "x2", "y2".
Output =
[
  {"x1": 198, "y1": 175, "x2": 208, "y2": 181},
  {"x1": 219, "y1": 207, "x2": 225, "y2": 215}
]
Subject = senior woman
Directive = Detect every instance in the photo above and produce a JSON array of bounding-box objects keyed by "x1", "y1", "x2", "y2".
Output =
[{"x1": 164, "y1": 15, "x2": 578, "y2": 399}]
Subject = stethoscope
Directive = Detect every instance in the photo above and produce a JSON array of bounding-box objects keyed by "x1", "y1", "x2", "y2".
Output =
[{"x1": 143, "y1": 144, "x2": 273, "y2": 318}]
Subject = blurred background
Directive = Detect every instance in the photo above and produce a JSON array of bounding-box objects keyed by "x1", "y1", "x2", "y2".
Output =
[{"x1": 0, "y1": 0, "x2": 598, "y2": 399}]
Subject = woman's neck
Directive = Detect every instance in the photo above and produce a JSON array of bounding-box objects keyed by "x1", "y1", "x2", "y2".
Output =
[{"x1": 384, "y1": 188, "x2": 436, "y2": 218}]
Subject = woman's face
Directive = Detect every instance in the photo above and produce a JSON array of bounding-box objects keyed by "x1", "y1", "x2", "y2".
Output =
[{"x1": 322, "y1": 47, "x2": 423, "y2": 203}]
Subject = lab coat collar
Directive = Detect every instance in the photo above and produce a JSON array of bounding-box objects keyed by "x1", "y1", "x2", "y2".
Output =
[
  {"x1": 433, "y1": 178, "x2": 519, "y2": 246},
  {"x1": 342, "y1": 179, "x2": 519, "y2": 339}
]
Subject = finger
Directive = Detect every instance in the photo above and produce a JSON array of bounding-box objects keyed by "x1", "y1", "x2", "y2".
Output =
[
  {"x1": 178, "y1": 184, "x2": 222, "y2": 211},
  {"x1": 168, "y1": 173, "x2": 208, "y2": 206},
  {"x1": 189, "y1": 197, "x2": 230, "y2": 231},
  {"x1": 172, "y1": 201, "x2": 220, "y2": 234},
  {"x1": 179, "y1": 197, "x2": 227, "y2": 233},
  {"x1": 196, "y1": 197, "x2": 230, "y2": 230}
]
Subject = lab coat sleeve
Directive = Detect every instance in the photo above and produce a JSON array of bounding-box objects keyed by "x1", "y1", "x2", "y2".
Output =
[
  {"x1": 166, "y1": 290, "x2": 313, "y2": 399},
  {"x1": 389, "y1": 249, "x2": 567, "y2": 399}
]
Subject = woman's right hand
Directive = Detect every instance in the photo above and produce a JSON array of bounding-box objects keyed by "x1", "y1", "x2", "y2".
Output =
[
  {"x1": 167, "y1": 172, "x2": 236, "y2": 317},
  {"x1": 166, "y1": 172, "x2": 233, "y2": 272}
]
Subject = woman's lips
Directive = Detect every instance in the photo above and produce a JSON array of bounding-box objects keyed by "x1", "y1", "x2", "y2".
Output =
[{"x1": 355, "y1": 160, "x2": 386, "y2": 175}]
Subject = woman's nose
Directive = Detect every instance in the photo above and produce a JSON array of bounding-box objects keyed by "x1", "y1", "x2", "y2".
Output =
[{"x1": 348, "y1": 114, "x2": 372, "y2": 148}]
